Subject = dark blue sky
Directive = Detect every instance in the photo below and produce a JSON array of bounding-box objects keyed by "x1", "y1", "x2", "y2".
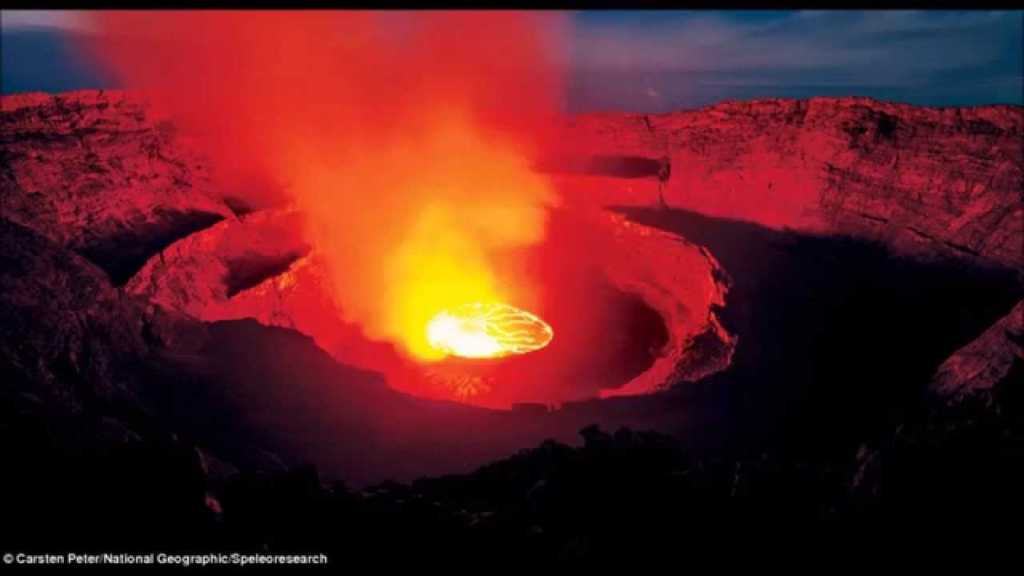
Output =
[{"x1": 2, "y1": 10, "x2": 1021, "y2": 111}]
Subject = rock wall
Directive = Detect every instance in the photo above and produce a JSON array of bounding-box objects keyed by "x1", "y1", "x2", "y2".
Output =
[
  {"x1": 1, "y1": 90, "x2": 234, "y2": 283},
  {"x1": 932, "y1": 299, "x2": 1023, "y2": 401},
  {"x1": 561, "y1": 97, "x2": 1023, "y2": 271}
]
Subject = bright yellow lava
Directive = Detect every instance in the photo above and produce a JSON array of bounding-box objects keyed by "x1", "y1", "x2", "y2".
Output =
[{"x1": 426, "y1": 302, "x2": 554, "y2": 359}]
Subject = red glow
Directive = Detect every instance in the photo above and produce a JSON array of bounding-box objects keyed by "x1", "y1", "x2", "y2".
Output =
[
  {"x1": 88, "y1": 11, "x2": 565, "y2": 357},
  {"x1": 84, "y1": 11, "x2": 727, "y2": 408}
]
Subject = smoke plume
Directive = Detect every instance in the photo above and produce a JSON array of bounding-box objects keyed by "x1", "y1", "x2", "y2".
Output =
[{"x1": 87, "y1": 11, "x2": 567, "y2": 359}]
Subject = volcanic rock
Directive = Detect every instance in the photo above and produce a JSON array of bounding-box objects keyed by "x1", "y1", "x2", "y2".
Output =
[
  {"x1": 0, "y1": 216, "x2": 220, "y2": 549},
  {"x1": 124, "y1": 211, "x2": 395, "y2": 390},
  {"x1": 552, "y1": 98, "x2": 1023, "y2": 410},
  {"x1": 0, "y1": 90, "x2": 234, "y2": 284},
  {"x1": 932, "y1": 299, "x2": 1024, "y2": 401},
  {"x1": 615, "y1": 204, "x2": 1023, "y2": 454},
  {"x1": 559, "y1": 97, "x2": 1023, "y2": 271},
  {"x1": 125, "y1": 208, "x2": 310, "y2": 316},
  {"x1": 597, "y1": 211, "x2": 735, "y2": 397},
  {"x1": 0, "y1": 217, "x2": 149, "y2": 408}
]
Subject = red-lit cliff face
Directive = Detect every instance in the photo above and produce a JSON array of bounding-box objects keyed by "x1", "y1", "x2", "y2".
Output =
[
  {"x1": 0, "y1": 91, "x2": 234, "y2": 284},
  {"x1": 559, "y1": 97, "x2": 1023, "y2": 272},
  {"x1": 2, "y1": 91, "x2": 1020, "y2": 409}
]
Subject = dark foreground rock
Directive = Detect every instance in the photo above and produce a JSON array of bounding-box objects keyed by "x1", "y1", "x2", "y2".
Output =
[
  {"x1": 0, "y1": 218, "x2": 215, "y2": 550},
  {"x1": 932, "y1": 299, "x2": 1024, "y2": 401}
]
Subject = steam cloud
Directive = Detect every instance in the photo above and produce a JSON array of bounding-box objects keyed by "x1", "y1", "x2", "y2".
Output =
[{"x1": 87, "y1": 11, "x2": 568, "y2": 359}]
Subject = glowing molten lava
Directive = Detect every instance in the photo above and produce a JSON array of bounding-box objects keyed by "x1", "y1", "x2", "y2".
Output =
[{"x1": 426, "y1": 303, "x2": 553, "y2": 359}]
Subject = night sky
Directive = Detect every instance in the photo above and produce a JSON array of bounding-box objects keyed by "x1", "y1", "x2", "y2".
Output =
[{"x1": 2, "y1": 10, "x2": 1021, "y2": 111}]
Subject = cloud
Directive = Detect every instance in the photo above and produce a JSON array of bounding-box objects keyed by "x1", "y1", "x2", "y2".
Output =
[
  {"x1": 569, "y1": 10, "x2": 1023, "y2": 111},
  {"x1": 2, "y1": 10, "x2": 1020, "y2": 110},
  {"x1": 0, "y1": 10, "x2": 94, "y2": 32}
]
